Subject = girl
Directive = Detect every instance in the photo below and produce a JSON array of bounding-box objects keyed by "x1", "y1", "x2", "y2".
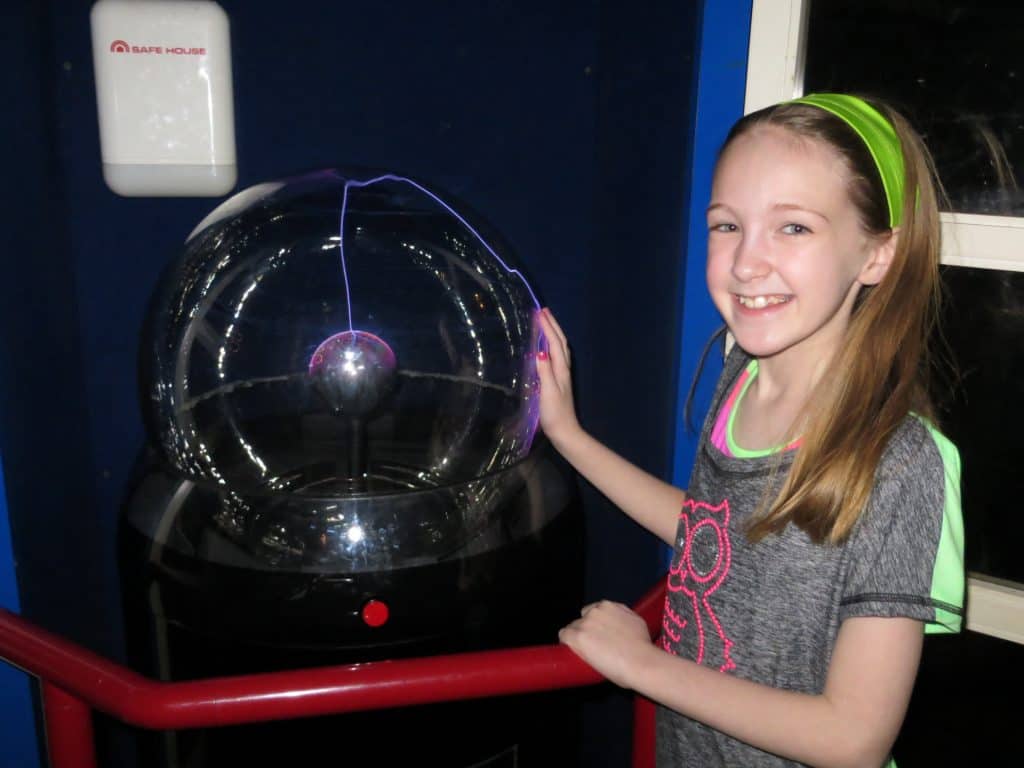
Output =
[{"x1": 535, "y1": 94, "x2": 965, "y2": 768}]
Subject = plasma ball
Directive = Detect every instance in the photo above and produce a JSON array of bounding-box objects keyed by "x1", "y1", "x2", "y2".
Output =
[{"x1": 308, "y1": 330, "x2": 398, "y2": 417}]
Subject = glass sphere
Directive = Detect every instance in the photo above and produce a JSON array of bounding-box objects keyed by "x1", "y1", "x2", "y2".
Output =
[{"x1": 142, "y1": 169, "x2": 544, "y2": 497}]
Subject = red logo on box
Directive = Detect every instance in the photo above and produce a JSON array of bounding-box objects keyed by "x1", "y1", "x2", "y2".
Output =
[{"x1": 108, "y1": 40, "x2": 206, "y2": 55}]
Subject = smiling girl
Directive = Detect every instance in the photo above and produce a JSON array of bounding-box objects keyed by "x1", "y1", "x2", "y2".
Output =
[{"x1": 536, "y1": 94, "x2": 964, "y2": 767}]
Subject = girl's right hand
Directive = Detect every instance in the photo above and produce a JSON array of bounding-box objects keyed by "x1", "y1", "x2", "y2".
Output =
[{"x1": 535, "y1": 308, "x2": 582, "y2": 448}]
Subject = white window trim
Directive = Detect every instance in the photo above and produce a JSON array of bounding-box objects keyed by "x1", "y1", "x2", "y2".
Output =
[
  {"x1": 942, "y1": 213, "x2": 1024, "y2": 272},
  {"x1": 746, "y1": 0, "x2": 809, "y2": 111},
  {"x1": 968, "y1": 575, "x2": 1024, "y2": 645},
  {"x1": 747, "y1": 0, "x2": 1024, "y2": 642}
]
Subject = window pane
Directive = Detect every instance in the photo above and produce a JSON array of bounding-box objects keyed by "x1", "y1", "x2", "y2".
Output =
[
  {"x1": 931, "y1": 266, "x2": 1024, "y2": 582},
  {"x1": 805, "y1": 1, "x2": 1024, "y2": 216}
]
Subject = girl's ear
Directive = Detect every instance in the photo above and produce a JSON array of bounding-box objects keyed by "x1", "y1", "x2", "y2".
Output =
[{"x1": 858, "y1": 228, "x2": 898, "y2": 286}]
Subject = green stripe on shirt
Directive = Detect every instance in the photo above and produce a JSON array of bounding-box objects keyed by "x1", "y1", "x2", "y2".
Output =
[{"x1": 920, "y1": 420, "x2": 965, "y2": 634}]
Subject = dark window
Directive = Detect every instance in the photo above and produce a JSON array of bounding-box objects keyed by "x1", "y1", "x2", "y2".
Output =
[
  {"x1": 805, "y1": 1, "x2": 1024, "y2": 216},
  {"x1": 932, "y1": 266, "x2": 1024, "y2": 582}
]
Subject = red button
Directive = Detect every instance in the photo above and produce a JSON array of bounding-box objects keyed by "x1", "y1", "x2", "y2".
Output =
[{"x1": 361, "y1": 599, "x2": 389, "y2": 627}]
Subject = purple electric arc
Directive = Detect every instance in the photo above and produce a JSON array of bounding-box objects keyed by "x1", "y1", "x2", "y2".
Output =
[{"x1": 308, "y1": 173, "x2": 541, "y2": 419}]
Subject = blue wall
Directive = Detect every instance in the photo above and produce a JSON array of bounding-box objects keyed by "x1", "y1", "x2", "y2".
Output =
[
  {"x1": 671, "y1": 1, "x2": 752, "y2": 488},
  {"x1": 3, "y1": 2, "x2": 701, "y2": 765}
]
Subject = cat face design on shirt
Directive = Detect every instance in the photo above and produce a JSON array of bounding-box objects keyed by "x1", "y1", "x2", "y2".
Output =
[{"x1": 662, "y1": 498, "x2": 736, "y2": 673}]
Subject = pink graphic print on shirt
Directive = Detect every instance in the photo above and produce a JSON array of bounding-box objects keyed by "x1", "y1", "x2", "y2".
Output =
[{"x1": 661, "y1": 498, "x2": 736, "y2": 673}]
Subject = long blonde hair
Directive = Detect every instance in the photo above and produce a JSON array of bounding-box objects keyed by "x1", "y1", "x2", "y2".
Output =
[{"x1": 724, "y1": 99, "x2": 944, "y2": 545}]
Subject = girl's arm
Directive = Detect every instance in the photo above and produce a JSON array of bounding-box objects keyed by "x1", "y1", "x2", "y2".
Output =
[
  {"x1": 561, "y1": 602, "x2": 922, "y2": 768},
  {"x1": 535, "y1": 308, "x2": 685, "y2": 546}
]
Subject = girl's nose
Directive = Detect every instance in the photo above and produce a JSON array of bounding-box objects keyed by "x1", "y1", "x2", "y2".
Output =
[{"x1": 731, "y1": 235, "x2": 771, "y2": 282}]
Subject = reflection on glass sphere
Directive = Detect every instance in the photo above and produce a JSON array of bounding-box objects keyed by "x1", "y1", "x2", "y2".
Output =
[{"x1": 309, "y1": 330, "x2": 398, "y2": 418}]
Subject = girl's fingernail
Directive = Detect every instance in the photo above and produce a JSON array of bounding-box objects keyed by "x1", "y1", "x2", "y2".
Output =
[{"x1": 537, "y1": 350, "x2": 548, "y2": 361}]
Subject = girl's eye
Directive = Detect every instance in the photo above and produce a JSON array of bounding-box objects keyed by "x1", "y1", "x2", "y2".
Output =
[
  {"x1": 709, "y1": 222, "x2": 738, "y2": 233},
  {"x1": 781, "y1": 223, "x2": 810, "y2": 235}
]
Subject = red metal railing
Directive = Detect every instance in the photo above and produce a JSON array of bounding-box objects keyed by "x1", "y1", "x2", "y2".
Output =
[{"x1": 1, "y1": 580, "x2": 665, "y2": 768}]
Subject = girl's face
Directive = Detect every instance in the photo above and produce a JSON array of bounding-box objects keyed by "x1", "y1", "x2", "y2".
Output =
[{"x1": 706, "y1": 125, "x2": 892, "y2": 373}]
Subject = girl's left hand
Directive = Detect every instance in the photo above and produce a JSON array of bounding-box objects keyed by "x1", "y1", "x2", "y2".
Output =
[{"x1": 558, "y1": 600, "x2": 657, "y2": 690}]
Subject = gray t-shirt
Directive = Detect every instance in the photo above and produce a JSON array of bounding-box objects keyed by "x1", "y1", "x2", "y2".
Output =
[{"x1": 656, "y1": 349, "x2": 964, "y2": 768}]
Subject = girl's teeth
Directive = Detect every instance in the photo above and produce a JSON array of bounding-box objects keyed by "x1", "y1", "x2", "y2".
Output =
[{"x1": 738, "y1": 295, "x2": 787, "y2": 308}]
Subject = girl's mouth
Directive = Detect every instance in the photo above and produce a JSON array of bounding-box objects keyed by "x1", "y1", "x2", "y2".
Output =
[{"x1": 735, "y1": 294, "x2": 791, "y2": 309}]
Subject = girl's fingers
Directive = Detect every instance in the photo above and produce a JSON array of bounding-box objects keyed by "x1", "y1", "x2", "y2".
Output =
[
  {"x1": 547, "y1": 342, "x2": 572, "y2": 392},
  {"x1": 539, "y1": 309, "x2": 571, "y2": 371},
  {"x1": 542, "y1": 309, "x2": 570, "y2": 363},
  {"x1": 536, "y1": 349, "x2": 551, "y2": 373},
  {"x1": 542, "y1": 307, "x2": 567, "y2": 345},
  {"x1": 535, "y1": 350, "x2": 556, "y2": 391},
  {"x1": 537, "y1": 348, "x2": 570, "y2": 399}
]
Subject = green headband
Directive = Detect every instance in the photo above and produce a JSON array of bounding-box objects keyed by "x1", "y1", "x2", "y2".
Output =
[{"x1": 789, "y1": 93, "x2": 905, "y2": 228}]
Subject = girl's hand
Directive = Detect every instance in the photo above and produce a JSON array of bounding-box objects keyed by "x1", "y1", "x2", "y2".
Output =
[
  {"x1": 558, "y1": 600, "x2": 657, "y2": 690},
  {"x1": 535, "y1": 308, "x2": 581, "y2": 447}
]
